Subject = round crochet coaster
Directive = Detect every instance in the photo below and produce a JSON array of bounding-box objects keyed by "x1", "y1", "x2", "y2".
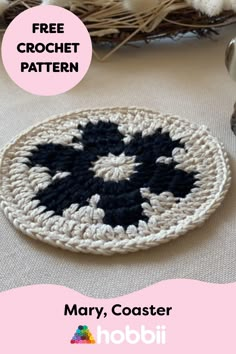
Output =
[{"x1": 0, "y1": 107, "x2": 231, "y2": 255}]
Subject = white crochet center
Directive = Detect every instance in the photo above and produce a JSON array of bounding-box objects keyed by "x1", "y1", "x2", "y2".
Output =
[{"x1": 91, "y1": 153, "x2": 139, "y2": 182}]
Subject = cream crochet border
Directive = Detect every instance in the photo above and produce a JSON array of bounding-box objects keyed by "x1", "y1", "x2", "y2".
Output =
[{"x1": 0, "y1": 107, "x2": 231, "y2": 255}]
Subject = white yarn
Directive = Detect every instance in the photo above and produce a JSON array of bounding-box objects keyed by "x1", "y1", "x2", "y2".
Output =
[{"x1": 0, "y1": 107, "x2": 231, "y2": 255}]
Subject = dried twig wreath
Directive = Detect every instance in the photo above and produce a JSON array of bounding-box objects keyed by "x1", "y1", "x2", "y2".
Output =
[{"x1": 2, "y1": 0, "x2": 236, "y2": 59}]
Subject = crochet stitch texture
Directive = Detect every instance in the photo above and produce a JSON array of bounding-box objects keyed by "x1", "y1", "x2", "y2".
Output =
[
  {"x1": 0, "y1": 107, "x2": 231, "y2": 255},
  {"x1": 26, "y1": 121, "x2": 196, "y2": 228}
]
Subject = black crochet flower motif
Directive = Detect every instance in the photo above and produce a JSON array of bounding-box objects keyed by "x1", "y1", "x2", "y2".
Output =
[{"x1": 26, "y1": 121, "x2": 197, "y2": 228}]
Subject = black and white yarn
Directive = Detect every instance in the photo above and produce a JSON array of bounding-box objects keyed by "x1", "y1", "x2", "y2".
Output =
[{"x1": 0, "y1": 108, "x2": 231, "y2": 255}]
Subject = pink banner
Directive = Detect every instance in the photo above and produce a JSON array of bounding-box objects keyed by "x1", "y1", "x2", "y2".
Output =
[{"x1": 0, "y1": 280, "x2": 234, "y2": 353}]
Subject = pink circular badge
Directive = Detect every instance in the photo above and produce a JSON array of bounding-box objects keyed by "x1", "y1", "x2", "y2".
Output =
[{"x1": 1, "y1": 5, "x2": 92, "y2": 96}]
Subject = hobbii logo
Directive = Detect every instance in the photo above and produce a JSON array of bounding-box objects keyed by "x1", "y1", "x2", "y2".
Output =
[{"x1": 96, "y1": 325, "x2": 166, "y2": 345}]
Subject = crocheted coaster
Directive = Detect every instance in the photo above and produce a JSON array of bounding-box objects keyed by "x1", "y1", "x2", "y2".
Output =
[{"x1": 0, "y1": 107, "x2": 231, "y2": 255}]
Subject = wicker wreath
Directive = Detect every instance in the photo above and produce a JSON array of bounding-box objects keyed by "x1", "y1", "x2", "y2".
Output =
[{"x1": 2, "y1": 0, "x2": 236, "y2": 59}]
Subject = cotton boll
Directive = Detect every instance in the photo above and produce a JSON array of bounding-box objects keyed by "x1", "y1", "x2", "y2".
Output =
[
  {"x1": 0, "y1": 0, "x2": 8, "y2": 15},
  {"x1": 203, "y1": 0, "x2": 225, "y2": 16},
  {"x1": 186, "y1": 0, "x2": 225, "y2": 16},
  {"x1": 123, "y1": 0, "x2": 159, "y2": 13}
]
